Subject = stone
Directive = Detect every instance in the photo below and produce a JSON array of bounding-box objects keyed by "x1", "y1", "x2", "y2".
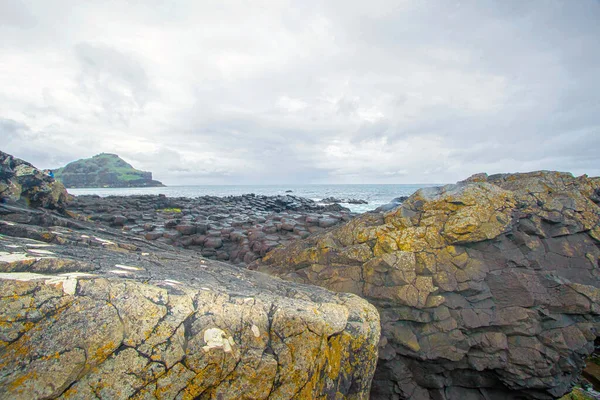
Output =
[
  {"x1": 111, "y1": 214, "x2": 126, "y2": 226},
  {"x1": 144, "y1": 231, "x2": 163, "y2": 240},
  {"x1": 175, "y1": 224, "x2": 196, "y2": 235},
  {"x1": 0, "y1": 150, "x2": 69, "y2": 211},
  {"x1": 204, "y1": 237, "x2": 223, "y2": 249},
  {"x1": 256, "y1": 171, "x2": 600, "y2": 399},
  {"x1": 319, "y1": 217, "x2": 338, "y2": 228},
  {"x1": 0, "y1": 201, "x2": 380, "y2": 399}
]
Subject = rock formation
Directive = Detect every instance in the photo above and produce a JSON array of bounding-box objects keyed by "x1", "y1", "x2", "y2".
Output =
[
  {"x1": 66, "y1": 193, "x2": 353, "y2": 266},
  {"x1": 53, "y1": 153, "x2": 164, "y2": 188},
  {"x1": 254, "y1": 171, "x2": 600, "y2": 399},
  {"x1": 0, "y1": 151, "x2": 380, "y2": 399},
  {"x1": 0, "y1": 150, "x2": 68, "y2": 211}
]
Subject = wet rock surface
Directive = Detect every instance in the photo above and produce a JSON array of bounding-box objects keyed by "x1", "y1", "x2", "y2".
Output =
[
  {"x1": 254, "y1": 171, "x2": 600, "y2": 399},
  {"x1": 321, "y1": 197, "x2": 369, "y2": 205},
  {"x1": 66, "y1": 193, "x2": 354, "y2": 266},
  {"x1": 0, "y1": 202, "x2": 380, "y2": 399}
]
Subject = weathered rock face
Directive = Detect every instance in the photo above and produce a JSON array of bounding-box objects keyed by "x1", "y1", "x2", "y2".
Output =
[
  {"x1": 0, "y1": 206, "x2": 380, "y2": 398},
  {"x1": 0, "y1": 150, "x2": 69, "y2": 211},
  {"x1": 254, "y1": 171, "x2": 600, "y2": 399},
  {"x1": 53, "y1": 153, "x2": 164, "y2": 188}
]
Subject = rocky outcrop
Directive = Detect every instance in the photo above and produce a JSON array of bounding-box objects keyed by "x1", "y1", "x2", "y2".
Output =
[
  {"x1": 0, "y1": 151, "x2": 380, "y2": 399},
  {"x1": 0, "y1": 150, "x2": 69, "y2": 211},
  {"x1": 0, "y1": 204, "x2": 380, "y2": 399},
  {"x1": 374, "y1": 196, "x2": 409, "y2": 212},
  {"x1": 321, "y1": 197, "x2": 369, "y2": 205},
  {"x1": 254, "y1": 171, "x2": 600, "y2": 399},
  {"x1": 66, "y1": 193, "x2": 353, "y2": 266},
  {"x1": 53, "y1": 153, "x2": 164, "y2": 188}
]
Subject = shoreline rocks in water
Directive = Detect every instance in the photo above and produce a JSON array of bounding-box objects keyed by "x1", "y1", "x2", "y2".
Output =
[
  {"x1": 320, "y1": 196, "x2": 369, "y2": 205},
  {"x1": 374, "y1": 196, "x2": 409, "y2": 212},
  {"x1": 254, "y1": 171, "x2": 600, "y2": 399},
  {"x1": 66, "y1": 193, "x2": 355, "y2": 266}
]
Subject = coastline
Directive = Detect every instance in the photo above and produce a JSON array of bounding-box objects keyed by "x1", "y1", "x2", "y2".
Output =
[
  {"x1": 65, "y1": 183, "x2": 433, "y2": 213},
  {"x1": 66, "y1": 193, "x2": 366, "y2": 266}
]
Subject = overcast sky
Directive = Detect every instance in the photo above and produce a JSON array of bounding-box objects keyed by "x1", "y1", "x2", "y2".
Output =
[{"x1": 1, "y1": 0, "x2": 599, "y2": 184}]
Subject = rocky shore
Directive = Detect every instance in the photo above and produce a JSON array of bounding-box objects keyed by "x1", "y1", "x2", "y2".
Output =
[
  {"x1": 66, "y1": 193, "x2": 355, "y2": 266},
  {"x1": 2, "y1": 149, "x2": 600, "y2": 400},
  {"x1": 0, "y1": 150, "x2": 380, "y2": 399}
]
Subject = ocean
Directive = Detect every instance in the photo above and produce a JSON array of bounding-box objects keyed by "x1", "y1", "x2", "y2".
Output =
[{"x1": 66, "y1": 184, "x2": 441, "y2": 213}]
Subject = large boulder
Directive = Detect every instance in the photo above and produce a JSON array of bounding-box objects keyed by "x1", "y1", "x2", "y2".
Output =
[
  {"x1": 0, "y1": 203, "x2": 380, "y2": 399},
  {"x1": 0, "y1": 150, "x2": 69, "y2": 211},
  {"x1": 254, "y1": 171, "x2": 600, "y2": 399}
]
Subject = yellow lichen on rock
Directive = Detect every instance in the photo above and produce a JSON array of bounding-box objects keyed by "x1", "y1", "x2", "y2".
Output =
[{"x1": 256, "y1": 171, "x2": 600, "y2": 399}]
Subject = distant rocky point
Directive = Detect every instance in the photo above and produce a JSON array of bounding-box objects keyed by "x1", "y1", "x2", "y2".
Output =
[{"x1": 53, "y1": 153, "x2": 164, "y2": 188}]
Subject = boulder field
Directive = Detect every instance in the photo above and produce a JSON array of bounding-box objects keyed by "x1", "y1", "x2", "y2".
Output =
[
  {"x1": 66, "y1": 193, "x2": 353, "y2": 266},
  {"x1": 0, "y1": 152, "x2": 380, "y2": 399},
  {"x1": 254, "y1": 171, "x2": 600, "y2": 399}
]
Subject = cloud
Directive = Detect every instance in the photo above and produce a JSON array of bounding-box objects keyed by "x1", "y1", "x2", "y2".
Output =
[
  {"x1": 74, "y1": 42, "x2": 151, "y2": 125},
  {"x1": 1, "y1": 0, "x2": 599, "y2": 184}
]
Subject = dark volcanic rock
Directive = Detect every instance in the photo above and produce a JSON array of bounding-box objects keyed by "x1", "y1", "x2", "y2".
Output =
[
  {"x1": 254, "y1": 171, "x2": 600, "y2": 399},
  {"x1": 0, "y1": 150, "x2": 69, "y2": 211},
  {"x1": 321, "y1": 197, "x2": 368, "y2": 205},
  {"x1": 0, "y1": 203, "x2": 379, "y2": 399},
  {"x1": 66, "y1": 193, "x2": 355, "y2": 267},
  {"x1": 375, "y1": 196, "x2": 409, "y2": 212},
  {"x1": 52, "y1": 153, "x2": 164, "y2": 188}
]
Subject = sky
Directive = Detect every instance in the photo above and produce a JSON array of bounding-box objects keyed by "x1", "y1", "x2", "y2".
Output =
[{"x1": 1, "y1": 0, "x2": 599, "y2": 185}]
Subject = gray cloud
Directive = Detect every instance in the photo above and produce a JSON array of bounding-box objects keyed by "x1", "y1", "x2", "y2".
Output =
[{"x1": 1, "y1": 0, "x2": 599, "y2": 184}]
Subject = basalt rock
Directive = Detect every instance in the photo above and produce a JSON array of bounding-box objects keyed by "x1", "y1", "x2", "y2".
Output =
[
  {"x1": 254, "y1": 171, "x2": 600, "y2": 399},
  {"x1": 66, "y1": 193, "x2": 354, "y2": 266},
  {"x1": 321, "y1": 197, "x2": 369, "y2": 205},
  {"x1": 0, "y1": 202, "x2": 380, "y2": 399},
  {"x1": 0, "y1": 150, "x2": 69, "y2": 211},
  {"x1": 375, "y1": 196, "x2": 409, "y2": 212}
]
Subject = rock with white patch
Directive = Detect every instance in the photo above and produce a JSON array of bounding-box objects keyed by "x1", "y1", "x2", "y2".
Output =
[{"x1": 0, "y1": 200, "x2": 380, "y2": 399}]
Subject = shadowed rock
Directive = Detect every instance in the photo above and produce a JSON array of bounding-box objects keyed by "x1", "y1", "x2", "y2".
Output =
[{"x1": 254, "y1": 171, "x2": 600, "y2": 399}]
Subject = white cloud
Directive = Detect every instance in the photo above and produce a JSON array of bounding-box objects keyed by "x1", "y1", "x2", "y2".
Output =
[{"x1": 1, "y1": 0, "x2": 599, "y2": 184}]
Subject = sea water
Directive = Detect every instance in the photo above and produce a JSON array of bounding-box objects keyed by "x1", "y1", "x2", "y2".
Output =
[{"x1": 66, "y1": 184, "x2": 442, "y2": 213}]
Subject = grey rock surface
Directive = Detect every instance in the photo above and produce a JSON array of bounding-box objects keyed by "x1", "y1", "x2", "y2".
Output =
[
  {"x1": 255, "y1": 171, "x2": 600, "y2": 399},
  {"x1": 0, "y1": 203, "x2": 380, "y2": 399}
]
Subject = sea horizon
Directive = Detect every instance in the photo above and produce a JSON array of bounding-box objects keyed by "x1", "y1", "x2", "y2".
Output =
[{"x1": 66, "y1": 183, "x2": 445, "y2": 213}]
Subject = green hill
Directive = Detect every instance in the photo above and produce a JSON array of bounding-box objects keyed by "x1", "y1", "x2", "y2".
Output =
[{"x1": 53, "y1": 153, "x2": 165, "y2": 188}]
